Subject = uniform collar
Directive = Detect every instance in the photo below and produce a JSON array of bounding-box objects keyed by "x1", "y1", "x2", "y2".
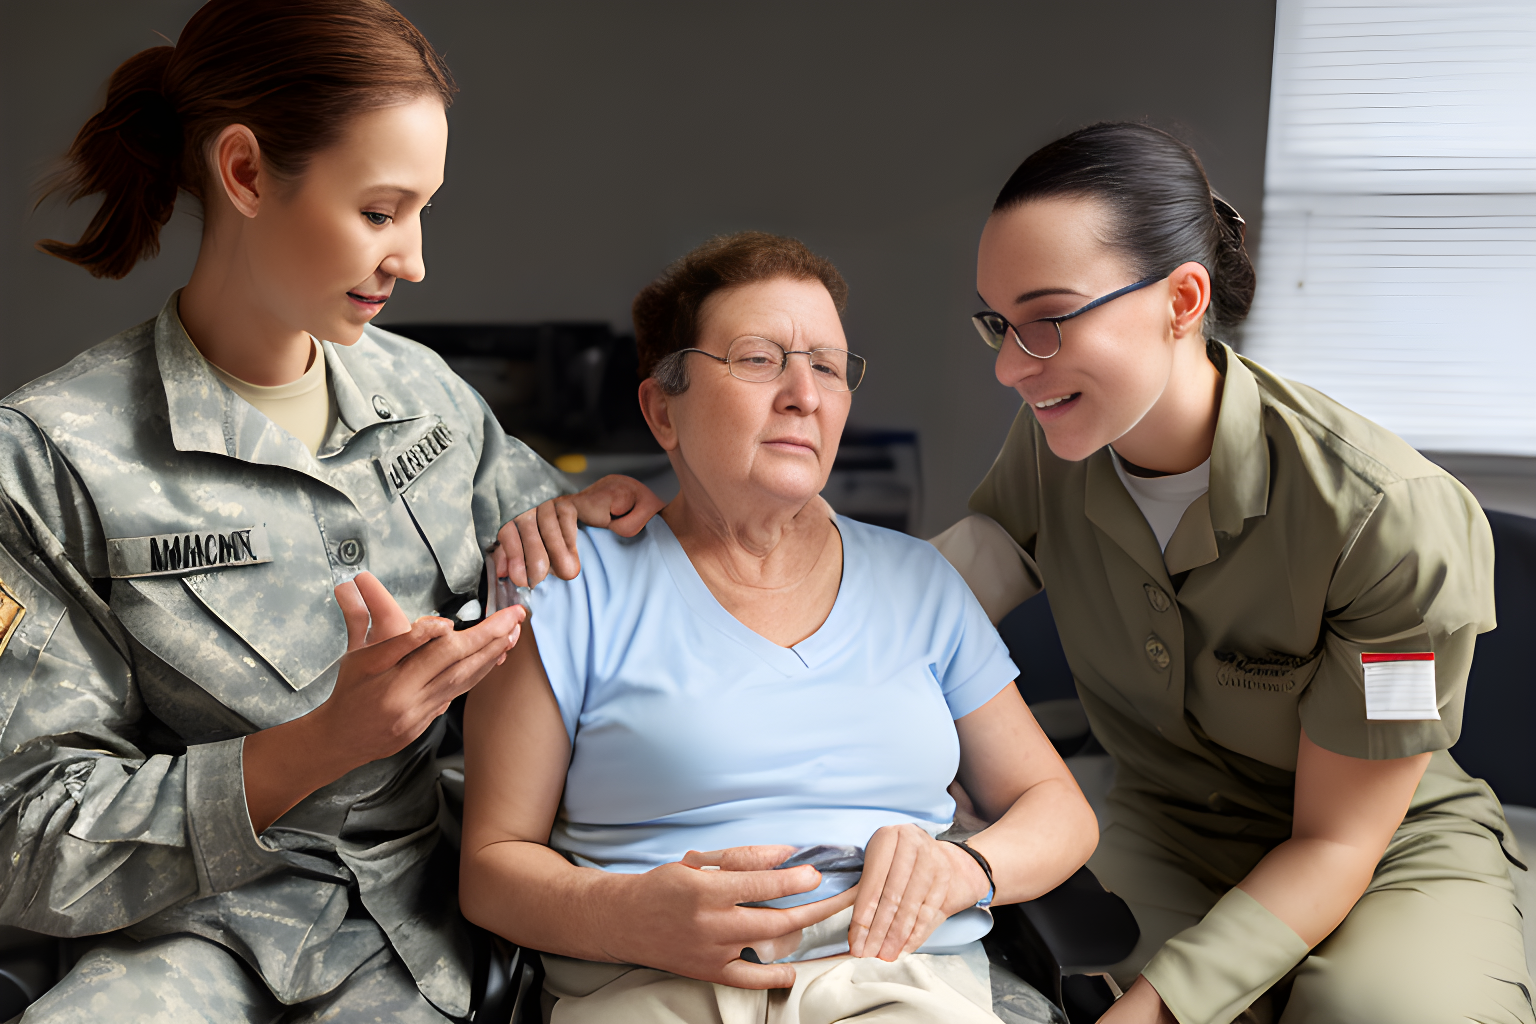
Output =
[
  {"x1": 1083, "y1": 341, "x2": 1269, "y2": 579},
  {"x1": 1084, "y1": 450, "x2": 1171, "y2": 584},
  {"x1": 324, "y1": 326, "x2": 431, "y2": 437},
  {"x1": 154, "y1": 292, "x2": 428, "y2": 466},
  {"x1": 1208, "y1": 342, "x2": 1270, "y2": 537},
  {"x1": 155, "y1": 291, "x2": 238, "y2": 457}
]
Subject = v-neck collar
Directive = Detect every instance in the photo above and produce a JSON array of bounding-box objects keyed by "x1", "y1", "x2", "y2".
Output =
[{"x1": 648, "y1": 514, "x2": 854, "y2": 677}]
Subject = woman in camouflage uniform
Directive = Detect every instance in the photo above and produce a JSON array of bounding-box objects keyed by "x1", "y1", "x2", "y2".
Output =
[{"x1": 0, "y1": 2, "x2": 577, "y2": 1020}]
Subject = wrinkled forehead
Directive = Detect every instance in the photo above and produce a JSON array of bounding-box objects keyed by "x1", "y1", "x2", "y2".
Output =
[{"x1": 697, "y1": 277, "x2": 848, "y2": 350}]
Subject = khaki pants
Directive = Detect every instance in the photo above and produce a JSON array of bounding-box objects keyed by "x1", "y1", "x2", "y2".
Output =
[
  {"x1": 540, "y1": 907, "x2": 1018, "y2": 1024},
  {"x1": 1091, "y1": 811, "x2": 1535, "y2": 1023}
]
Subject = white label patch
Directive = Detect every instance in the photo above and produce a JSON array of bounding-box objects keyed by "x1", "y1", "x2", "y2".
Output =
[{"x1": 1362, "y1": 652, "x2": 1440, "y2": 721}]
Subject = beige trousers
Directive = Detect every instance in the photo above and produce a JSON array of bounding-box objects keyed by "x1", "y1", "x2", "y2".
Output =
[
  {"x1": 1091, "y1": 811, "x2": 1535, "y2": 1024},
  {"x1": 541, "y1": 907, "x2": 1004, "y2": 1024}
]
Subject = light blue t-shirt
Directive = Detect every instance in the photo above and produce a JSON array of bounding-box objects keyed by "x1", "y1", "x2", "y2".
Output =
[{"x1": 529, "y1": 514, "x2": 1018, "y2": 875}]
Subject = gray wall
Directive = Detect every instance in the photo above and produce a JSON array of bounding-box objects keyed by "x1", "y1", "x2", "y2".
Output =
[{"x1": 0, "y1": 1, "x2": 1276, "y2": 535}]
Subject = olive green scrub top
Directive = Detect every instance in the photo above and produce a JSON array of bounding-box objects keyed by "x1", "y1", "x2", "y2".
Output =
[{"x1": 949, "y1": 343, "x2": 1514, "y2": 1019}]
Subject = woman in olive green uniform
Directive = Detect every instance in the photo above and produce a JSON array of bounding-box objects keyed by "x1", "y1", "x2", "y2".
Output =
[
  {"x1": 525, "y1": 123, "x2": 1532, "y2": 1024},
  {"x1": 939, "y1": 123, "x2": 1530, "y2": 1024}
]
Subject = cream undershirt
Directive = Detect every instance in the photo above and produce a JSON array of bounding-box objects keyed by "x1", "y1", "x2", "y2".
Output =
[
  {"x1": 1110, "y1": 448, "x2": 1211, "y2": 552},
  {"x1": 206, "y1": 337, "x2": 338, "y2": 455}
]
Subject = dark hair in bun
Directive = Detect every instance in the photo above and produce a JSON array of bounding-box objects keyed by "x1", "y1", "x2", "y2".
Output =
[{"x1": 993, "y1": 122, "x2": 1255, "y2": 334}]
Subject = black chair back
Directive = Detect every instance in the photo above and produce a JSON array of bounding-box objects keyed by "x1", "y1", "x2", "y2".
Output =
[{"x1": 1452, "y1": 510, "x2": 1536, "y2": 807}]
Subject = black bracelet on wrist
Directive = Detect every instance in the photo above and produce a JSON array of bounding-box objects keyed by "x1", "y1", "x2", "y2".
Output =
[{"x1": 941, "y1": 838, "x2": 995, "y2": 908}]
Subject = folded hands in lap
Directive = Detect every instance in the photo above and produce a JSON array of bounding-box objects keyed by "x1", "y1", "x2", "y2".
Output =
[
  {"x1": 642, "y1": 827, "x2": 990, "y2": 988},
  {"x1": 600, "y1": 845, "x2": 851, "y2": 989}
]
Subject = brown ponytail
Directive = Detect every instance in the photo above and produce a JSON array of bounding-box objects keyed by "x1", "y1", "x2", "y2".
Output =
[{"x1": 37, "y1": 0, "x2": 456, "y2": 280}]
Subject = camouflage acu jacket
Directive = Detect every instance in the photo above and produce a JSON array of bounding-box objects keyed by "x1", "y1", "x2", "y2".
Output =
[{"x1": 0, "y1": 294, "x2": 568, "y2": 1016}]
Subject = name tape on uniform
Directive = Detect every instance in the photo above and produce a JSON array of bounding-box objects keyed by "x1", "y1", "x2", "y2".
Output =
[
  {"x1": 107, "y1": 525, "x2": 273, "y2": 579},
  {"x1": 1361, "y1": 652, "x2": 1440, "y2": 721},
  {"x1": 375, "y1": 420, "x2": 455, "y2": 500}
]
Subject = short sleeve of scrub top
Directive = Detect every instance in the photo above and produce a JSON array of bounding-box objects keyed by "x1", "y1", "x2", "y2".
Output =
[{"x1": 527, "y1": 514, "x2": 1019, "y2": 873}]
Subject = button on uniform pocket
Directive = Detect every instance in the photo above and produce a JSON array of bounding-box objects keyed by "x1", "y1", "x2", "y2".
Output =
[
  {"x1": 1145, "y1": 635, "x2": 1171, "y2": 671},
  {"x1": 337, "y1": 538, "x2": 366, "y2": 566}
]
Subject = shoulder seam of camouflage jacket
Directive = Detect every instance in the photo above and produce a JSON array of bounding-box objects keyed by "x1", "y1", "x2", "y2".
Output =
[{"x1": 0, "y1": 293, "x2": 572, "y2": 1015}]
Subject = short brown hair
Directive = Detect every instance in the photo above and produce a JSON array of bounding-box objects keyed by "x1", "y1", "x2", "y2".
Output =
[
  {"x1": 632, "y1": 231, "x2": 849, "y2": 393},
  {"x1": 37, "y1": 0, "x2": 456, "y2": 280}
]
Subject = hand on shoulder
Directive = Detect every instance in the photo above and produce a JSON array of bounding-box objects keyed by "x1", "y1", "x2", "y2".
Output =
[{"x1": 494, "y1": 474, "x2": 666, "y2": 586}]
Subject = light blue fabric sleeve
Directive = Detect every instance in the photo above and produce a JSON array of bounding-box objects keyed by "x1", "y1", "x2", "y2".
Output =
[
  {"x1": 918, "y1": 541, "x2": 1019, "y2": 721},
  {"x1": 526, "y1": 529, "x2": 601, "y2": 744}
]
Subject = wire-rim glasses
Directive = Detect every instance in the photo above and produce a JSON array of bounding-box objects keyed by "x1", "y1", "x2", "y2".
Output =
[
  {"x1": 971, "y1": 273, "x2": 1167, "y2": 359},
  {"x1": 677, "y1": 336, "x2": 867, "y2": 392}
]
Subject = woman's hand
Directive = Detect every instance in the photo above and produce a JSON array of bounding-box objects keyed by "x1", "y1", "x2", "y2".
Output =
[
  {"x1": 848, "y1": 824, "x2": 991, "y2": 961},
  {"x1": 597, "y1": 844, "x2": 857, "y2": 989},
  {"x1": 1096, "y1": 976, "x2": 1176, "y2": 1024},
  {"x1": 316, "y1": 571, "x2": 526, "y2": 766},
  {"x1": 494, "y1": 475, "x2": 665, "y2": 586},
  {"x1": 243, "y1": 571, "x2": 526, "y2": 832}
]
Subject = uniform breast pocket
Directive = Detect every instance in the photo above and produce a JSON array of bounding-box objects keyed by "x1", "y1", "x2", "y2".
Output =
[
  {"x1": 108, "y1": 510, "x2": 346, "y2": 702},
  {"x1": 377, "y1": 419, "x2": 483, "y2": 595}
]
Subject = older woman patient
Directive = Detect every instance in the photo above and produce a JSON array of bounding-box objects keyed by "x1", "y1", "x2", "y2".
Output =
[{"x1": 460, "y1": 233, "x2": 1098, "y2": 1024}]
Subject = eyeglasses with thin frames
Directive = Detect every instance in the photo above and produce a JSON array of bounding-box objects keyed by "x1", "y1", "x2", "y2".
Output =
[
  {"x1": 971, "y1": 273, "x2": 1167, "y2": 359},
  {"x1": 677, "y1": 335, "x2": 867, "y2": 392}
]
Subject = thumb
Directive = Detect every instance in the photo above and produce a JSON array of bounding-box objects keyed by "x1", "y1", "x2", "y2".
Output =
[
  {"x1": 718, "y1": 958, "x2": 797, "y2": 990},
  {"x1": 354, "y1": 571, "x2": 411, "y2": 644},
  {"x1": 595, "y1": 474, "x2": 640, "y2": 519},
  {"x1": 334, "y1": 579, "x2": 370, "y2": 652},
  {"x1": 608, "y1": 481, "x2": 665, "y2": 538}
]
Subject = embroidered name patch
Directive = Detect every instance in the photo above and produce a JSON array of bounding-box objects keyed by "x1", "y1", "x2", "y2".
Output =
[
  {"x1": 1361, "y1": 652, "x2": 1440, "y2": 721},
  {"x1": 375, "y1": 420, "x2": 455, "y2": 500},
  {"x1": 0, "y1": 577, "x2": 25, "y2": 659},
  {"x1": 1214, "y1": 649, "x2": 1319, "y2": 693},
  {"x1": 106, "y1": 526, "x2": 273, "y2": 579}
]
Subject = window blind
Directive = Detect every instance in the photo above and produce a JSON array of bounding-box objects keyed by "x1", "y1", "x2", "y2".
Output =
[{"x1": 1242, "y1": 0, "x2": 1536, "y2": 455}]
